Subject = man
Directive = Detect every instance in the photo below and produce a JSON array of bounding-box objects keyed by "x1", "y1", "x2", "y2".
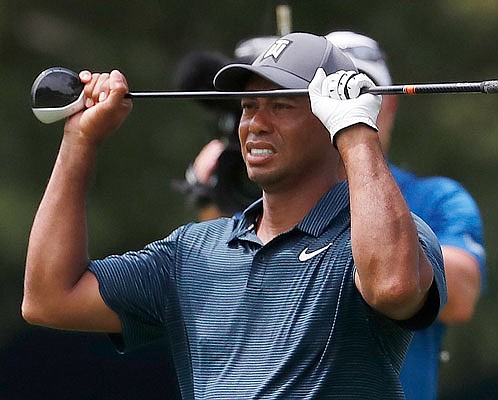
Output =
[
  {"x1": 327, "y1": 30, "x2": 486, "y2": 399},
  {"x1": 22, "y1": 32, "x2": 446, "y2": 399}
]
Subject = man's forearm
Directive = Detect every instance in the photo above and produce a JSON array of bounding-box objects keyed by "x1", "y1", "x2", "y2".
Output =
[
  {"x1": 336, "y1": 125, "x2": 434, "y2": 319},
  {"x1": 438, "y1": 246, "x2": 481, "y2": 323}
]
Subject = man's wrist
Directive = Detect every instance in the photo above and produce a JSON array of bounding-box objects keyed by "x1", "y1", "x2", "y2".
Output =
[{"x1": 334, "y1": 124, "x2": 380, "y2": 153}]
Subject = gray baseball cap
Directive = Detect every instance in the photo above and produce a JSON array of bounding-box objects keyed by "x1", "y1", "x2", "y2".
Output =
[{"x1": 214, "y1": 32, "x2": 357, "y2": 91}]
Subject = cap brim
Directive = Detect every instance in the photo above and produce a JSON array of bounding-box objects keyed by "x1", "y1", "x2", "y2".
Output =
[{"x1": 214, "y1": 63, "x2": 310, "y2": 91}]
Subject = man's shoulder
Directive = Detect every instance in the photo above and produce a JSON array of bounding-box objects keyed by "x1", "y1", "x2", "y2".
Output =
[{"x1": 181, "y1": 217, "x2": 238, "y2": 236}]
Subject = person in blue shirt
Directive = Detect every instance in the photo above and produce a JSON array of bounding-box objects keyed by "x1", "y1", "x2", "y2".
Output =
[
  {"x1": 22, "y1": 32, "x2": 446, "y2": 399},
  {"x1": 327, "y1": 30, "x2": 486, "y2": 400}
]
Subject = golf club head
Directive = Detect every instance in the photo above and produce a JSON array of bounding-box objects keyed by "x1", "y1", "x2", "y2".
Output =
[{"x1": 31, "y1": 67, "x2": 85, "y2": 124}]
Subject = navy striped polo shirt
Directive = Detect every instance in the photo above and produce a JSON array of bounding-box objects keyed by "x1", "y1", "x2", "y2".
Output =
[{"x1": 89, "y1": 181, "x2": 446, "y2": 399}]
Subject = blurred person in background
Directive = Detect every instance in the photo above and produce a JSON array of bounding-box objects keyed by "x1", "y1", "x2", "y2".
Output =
[{"x1": 326, "y1": 30, "x2": 486, "y2": 400}]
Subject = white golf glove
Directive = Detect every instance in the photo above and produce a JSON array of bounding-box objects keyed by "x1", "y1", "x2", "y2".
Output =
[{"x1": 308, "y1": 68, "x2": 381, "y2": 143}]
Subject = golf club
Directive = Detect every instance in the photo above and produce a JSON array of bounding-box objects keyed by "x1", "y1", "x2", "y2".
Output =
[{"x1": 31, "y1": 67, "x2": 498, "y2": 124}]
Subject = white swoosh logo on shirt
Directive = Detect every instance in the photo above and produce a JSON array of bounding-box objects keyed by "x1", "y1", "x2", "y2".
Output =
[{"x1": 298, "y1": 242, "x2": 333, "y2": 262}]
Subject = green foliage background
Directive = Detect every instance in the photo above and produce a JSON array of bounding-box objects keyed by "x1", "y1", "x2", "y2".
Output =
[{"x1": 1, "y1": 1, "x2": 497, "y2": 397}]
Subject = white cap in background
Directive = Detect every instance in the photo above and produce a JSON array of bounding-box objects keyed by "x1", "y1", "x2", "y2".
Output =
[{"x1": 326, "y1": 30, "x2": 392, "y2": 86}]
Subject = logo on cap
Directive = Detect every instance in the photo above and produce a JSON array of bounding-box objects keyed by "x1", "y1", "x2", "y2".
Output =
[{"x1": 263, "y1": 39, "x2": 292, "y2": 61}]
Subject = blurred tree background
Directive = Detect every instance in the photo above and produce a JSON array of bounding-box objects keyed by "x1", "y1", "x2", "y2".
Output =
[{"x1": 0, "y1": 1, "x2": 497, "y2": 398}]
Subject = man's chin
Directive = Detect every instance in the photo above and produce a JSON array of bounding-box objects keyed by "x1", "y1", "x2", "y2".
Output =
[{"x1": 248, "y1": 171, "x2": 285, "y2": 193}]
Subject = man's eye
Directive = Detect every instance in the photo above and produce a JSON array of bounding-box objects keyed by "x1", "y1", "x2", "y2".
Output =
[
  {"x1": 241, "y1": 101, "x2": 256, "y2": 111},
  {"x1": 273, "y1": 102, "x2": 292, "y2": 110}
]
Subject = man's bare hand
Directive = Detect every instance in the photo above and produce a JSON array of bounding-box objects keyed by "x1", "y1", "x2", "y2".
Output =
[{"x1": 64, "y1": 70, "x2": 133, "y2": 145}]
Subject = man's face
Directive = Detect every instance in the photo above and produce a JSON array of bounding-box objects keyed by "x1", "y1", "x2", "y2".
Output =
[{"x1": 238, "y1": 75, "x2": 337, "y2": 193}]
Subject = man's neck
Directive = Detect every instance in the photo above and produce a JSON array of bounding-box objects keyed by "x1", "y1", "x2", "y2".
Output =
[{"x1": 256, "y1": 180, "x2": 335, "y2": 244}]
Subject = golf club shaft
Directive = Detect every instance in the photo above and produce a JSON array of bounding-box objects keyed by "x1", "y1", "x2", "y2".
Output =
[
  {"x1": 124, "y1": 80, "x2": 498, "y2": 99},
  {"x1": 365, "y1": 80, "x2": 498, "y2": 95}
]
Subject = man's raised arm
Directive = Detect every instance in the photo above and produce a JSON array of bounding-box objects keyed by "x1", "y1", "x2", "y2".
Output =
[
  {"x1": 309, "y1": 69, "x2": 440, "y2": 321},
  {"x1": 22, "y1": 70, "x2": 132, "y2": 332}
]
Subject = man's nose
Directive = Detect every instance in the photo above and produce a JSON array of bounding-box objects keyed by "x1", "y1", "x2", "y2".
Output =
[{"x1": 248, "y1": 104, "x2": 272, "y2": 134}]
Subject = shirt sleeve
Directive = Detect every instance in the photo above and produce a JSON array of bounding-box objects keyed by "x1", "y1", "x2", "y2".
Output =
[{"x1": 88, "y1": 224, "x2": 189, "y2": 352}]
